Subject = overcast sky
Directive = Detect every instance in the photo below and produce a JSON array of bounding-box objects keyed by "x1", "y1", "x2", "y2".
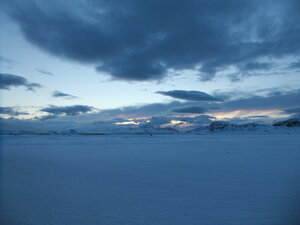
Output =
[{"x1": 0, "y1": 0, "x2": 299, "y2": 130}]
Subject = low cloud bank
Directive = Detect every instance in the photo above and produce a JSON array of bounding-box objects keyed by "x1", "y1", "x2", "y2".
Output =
[
  {"x1": 0, "y1": 107, "x2": 29, "y2": 116},
  {"x1": 0, "y1": 114, "x2": 215, "y2": 134},
  {"x1": 1, "y1": 88, "x2": 299, "y2": 132}
]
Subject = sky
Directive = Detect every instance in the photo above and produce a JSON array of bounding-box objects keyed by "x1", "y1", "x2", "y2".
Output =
[{"x1": 0, "y1": 0, "x2": 300, "y2": 131}]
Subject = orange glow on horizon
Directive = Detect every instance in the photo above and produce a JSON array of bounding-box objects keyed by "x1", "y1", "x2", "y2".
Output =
[
  {"x1": 115, "y1": 121, "x2": 140, "y2": 125},
  {"x1": 112, "y1": 109, "x2": 287, "y2": 126},
  {"x1": 170, "y1": 120, "x2": 183, "y2": 125}
]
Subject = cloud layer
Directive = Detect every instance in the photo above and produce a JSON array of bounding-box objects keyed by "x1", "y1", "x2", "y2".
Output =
[
  {"x1": 2, "y1": 0, "x2": 300, "y2": 81},
  {"x1": 157, "y1": 90, "x2": 222, "y2": 102},
  {"x1": 40, "y1": 105, "x2": 94, "y2": 117},
  {"x1": 52, "y1": 91, "x2": 77, "y2": 99},
  {"x1": 0, "y1": 107, "x2": 29, "y2": 116},
  {"x1": 0, "y1": 73, "x2": 42, "y2": 91},
  {"x1": 283, "y1": 107, "x2": 300, "y2": 119},
  {"x1": 172, "y1": 106, "x2": 208, "y2": 114},
  {"x1": 1, "y1": 88, "x2": 299, "y2": 132},
  {"x1": 66, "y1": 88, "x2": 300, "y2": 121}
]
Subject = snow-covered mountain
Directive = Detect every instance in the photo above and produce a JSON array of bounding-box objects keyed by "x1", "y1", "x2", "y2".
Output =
[
  {"x1": 1, "y1": 119, "x2": 299, "y2": 135},
  {"x1": 187, "y1": 119, "x2": 300, "y2": 135},
  {"x1": 110, "y1": 124, "x2": 178, "y2": 135},
  {"x1": 273, "y1": 119, "x2": 300, "y2": 127},
  {"x1": 187, "y1": 122, "x2": 264, "y2": 134}
]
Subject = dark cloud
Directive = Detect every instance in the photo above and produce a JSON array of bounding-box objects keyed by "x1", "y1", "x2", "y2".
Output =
[
  {"x1": 240, "y1": 62, "x2": 273, "y2": 71},
  {"x1": 26, "y1": 82, "x2": 42, "y2": 91},
  {"x1": 37, "y1": 69, "x2": 54, "y2": 76},
  {"x1": 289, "y1": 61, "x2": 300, "y2": 69},
  {"x1": 157, "y1": 90, "x2": 222, "y2": 101},
  {"x1": 146, "y1": 117, "x2": 172, "y2": 126},
  {"x1": 219, "y1": 89, "x2": 300, "y2": 112},
  {"x1": 284, "y1": 107, "x2": 300, "y2": 114},
  {"x1": 2, "y1": 0, "x2": 300, "y2": 81},
  {"x1": 247, "y1": 115, "x2": 270, "y2": 119},
  {"x1": 37, "y1": 114, "x2": 59, "y2": 121},
  {"x1": 40, "y1": 105, "x2": 94, "y2": 117},
  {"x1": 282, "y1": 107, "x2": 300, "y2": 118},
  {"x1": 0, "y1": 106, "x2": 29, "y2": 116},
  {"x1": 202, "y1": 88, "x2": 300, "y2": 113},
  {"x1": 172, "y1": 106, "x2": 208, "y2": 114},
  {"x1": 0, "y1": 73, "x2": 42, "y2": 91},
  {"x1": 156, "y1": 88, "x2": 300, "y2": 116},
  {"x1": 0, "y1": 73, "x2": 28, "y2": 89},
  {"x1": 52, "y1": 91, "x2": 78, "y2": 99}
]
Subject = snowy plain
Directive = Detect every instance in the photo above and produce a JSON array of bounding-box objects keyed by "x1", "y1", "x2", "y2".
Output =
[{"x1": 1, "y1": 134, "x2": 300, "y2": 225}]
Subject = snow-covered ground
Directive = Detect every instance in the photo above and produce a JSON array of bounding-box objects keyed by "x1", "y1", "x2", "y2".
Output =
[{"x1": 1, "y1": 135, "x2": 300, "y2": 225}]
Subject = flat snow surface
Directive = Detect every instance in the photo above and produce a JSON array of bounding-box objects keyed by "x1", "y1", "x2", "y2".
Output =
[{"x1": 1, "y1": 135, "x2": 300, "y2": 225}]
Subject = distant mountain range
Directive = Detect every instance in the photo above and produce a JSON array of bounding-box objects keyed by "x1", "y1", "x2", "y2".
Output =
[
  {"x1": 0, "y1": 119, "x2": 299, "y2": 135},
  {"x1": 187, "y1": 119, "x2": 300, "y2": 135}
]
